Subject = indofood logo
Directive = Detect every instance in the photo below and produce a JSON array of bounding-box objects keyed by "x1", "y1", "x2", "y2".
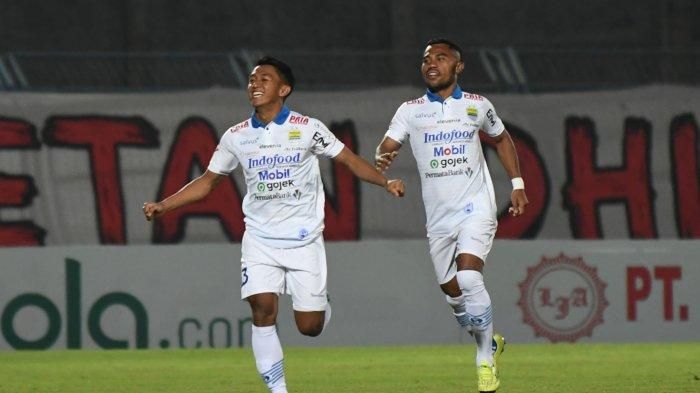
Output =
[
  {"x1": 517, "y1": 253, "x2": 608, "y2": 343},
  {"x1": 423, "y1": 129, "x2": 475, "y2": 144},
  {"x1": 248, "y1": 153, "x2": 301, "y2": 169}
]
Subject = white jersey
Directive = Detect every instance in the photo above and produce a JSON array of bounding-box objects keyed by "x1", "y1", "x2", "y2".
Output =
[
  {"x1": 208, "y1": 106, "x2": 345, "y2": 248},
  {"x1": 385, "y1": 87, "x2": 505, "y2": 237}
]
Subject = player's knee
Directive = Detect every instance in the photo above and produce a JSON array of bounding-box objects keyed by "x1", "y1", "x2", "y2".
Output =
[
  {"x1": 457, "y1": 269, "x2": 486, "y2": 296},
  {"x1": 250, "y1": 305, "x2": 277, "y2": 325},
  {"x1": 297, "y1": 320, "x2": 324, "y2": 337}
]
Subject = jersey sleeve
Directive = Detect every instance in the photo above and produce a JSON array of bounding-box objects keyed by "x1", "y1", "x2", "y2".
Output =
[
  {"x1": 481, "y1": 98, "x2": 505, "y2": 137},
  {"x1": 310, "y1": 120, "x2": 345, "y2": 158},
  {"x1": 207, "y1": 131, "x2": 239, "y2": 174},
  {"x1": 385, "y1": 102, "x2": 411, "y2": 144}
]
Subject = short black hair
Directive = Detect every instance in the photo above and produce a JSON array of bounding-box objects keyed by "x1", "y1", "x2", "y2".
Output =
[
  {"x1": 426, "y1": 38, "x2": 463, "y2": 61},
  {"x1": 256, "y1": 56, "x2": 296, "y2": 97}
]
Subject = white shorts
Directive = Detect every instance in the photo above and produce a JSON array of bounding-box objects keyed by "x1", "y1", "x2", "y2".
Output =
[
  {"x1": 240, "y1": 232, "x2": 328, "y2": 312},
  {"x1": 428, "y1": 217, "x2": 497, "y2": 285}
]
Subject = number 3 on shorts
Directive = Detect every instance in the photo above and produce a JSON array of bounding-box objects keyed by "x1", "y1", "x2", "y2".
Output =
[{"x1": 241, "y1": 267, "x2": 249, "y2": 286}]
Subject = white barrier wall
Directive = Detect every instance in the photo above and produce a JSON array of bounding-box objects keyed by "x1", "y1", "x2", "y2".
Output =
[
  {"x1": 1, "y1": 85, "x2": 699, "y2": 246},
  {"x1": 0, "y1": 240, "x2": 697, "y2": 350}
]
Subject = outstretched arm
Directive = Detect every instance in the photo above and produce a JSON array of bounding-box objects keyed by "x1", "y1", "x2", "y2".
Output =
[
  {"x1": 483, "y1": 130, "x2": 529, "y2": 216},
  {"x1": 333, "y1": 147, "x2": 404, "y2": 197},
  {"x1": 143, "y1": 170, "x2": 225, "y2": 220},
  {"x1": 374, "y1": 136, "x2": 402, "y2": 173}
]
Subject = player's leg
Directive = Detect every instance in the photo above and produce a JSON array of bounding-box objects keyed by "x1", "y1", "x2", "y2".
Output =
[
  {"x1": 247, "y1": 294, "x2": 287, "y2": 393},
  {"x1": 241, "y1": 233, "x2": 288, "y2": 393},
  {"x1": 455, "y1": 219, "x2": 500, "y2": 392},
  {"x1": 455, "y1": 254, "x2": 493, "y2": 364},
  {"x1": 429, "y1": 235, "x2": 471, "y2": 328},
  {"x1": 285, "y1": 235, "x2": 331, "y2": 337}
]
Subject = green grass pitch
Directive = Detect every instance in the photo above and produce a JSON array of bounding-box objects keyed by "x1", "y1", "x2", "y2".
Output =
[{"x1": 1, "y1": 343, "x2": 698, "y2": 392}]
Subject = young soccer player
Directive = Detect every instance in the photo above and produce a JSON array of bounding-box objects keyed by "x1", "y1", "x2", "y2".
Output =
[
  {"x1": 375, "y1": 39, "x2": 528, "y2": 392},
  {"x1": 143, "y1": 56, "x2": 404, "y2": 393}
]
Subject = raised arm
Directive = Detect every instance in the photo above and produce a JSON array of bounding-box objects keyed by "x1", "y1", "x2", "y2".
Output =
[
  {"x1": 374, "y1": 136, "x2": 402, "y2": 173},
  {"x1": 143, "y1": 170, "x2": 225, "y2": 221},
  {"x1": 333, "y1": 147, "x2": 404, "y2": 197},
  {"x1": 483, "y1": 130, "x2": 529, "y2": 216}
]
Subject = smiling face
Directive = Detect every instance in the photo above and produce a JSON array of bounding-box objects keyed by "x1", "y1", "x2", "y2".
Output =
[
  {"x1": 247, "y1": 65, "x2": 291, "y2": 108},
  {"x1": 421, "y1": 43, "x2": 464, "y2": 93}
]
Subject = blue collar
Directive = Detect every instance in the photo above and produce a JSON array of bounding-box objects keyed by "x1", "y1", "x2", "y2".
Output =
[
  {"x1": 426, "y1": 86, "x2": 463, "y2": 103},
  {"x1": 251, "y1": 105, "x2": 291, "y2": 128}
]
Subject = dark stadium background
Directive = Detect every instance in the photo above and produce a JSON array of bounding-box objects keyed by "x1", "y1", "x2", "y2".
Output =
[{"x1": 1, "y1": 0, "x2": 698, "y2": 92}]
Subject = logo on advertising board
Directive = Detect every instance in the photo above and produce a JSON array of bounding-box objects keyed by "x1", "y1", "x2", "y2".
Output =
[{"x1": 517, "y1": 253, "x2": 608, "y2": 343}]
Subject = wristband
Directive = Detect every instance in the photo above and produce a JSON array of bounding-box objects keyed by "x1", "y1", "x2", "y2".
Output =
[{"x1": 511, "y1": 177, "x2": 525, "y2": 190}]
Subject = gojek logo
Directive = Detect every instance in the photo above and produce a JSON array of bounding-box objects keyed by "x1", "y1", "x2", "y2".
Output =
[
  {"x1": 429, "y1": 156, "x2": 468, "y2": 169},
  {"x1": 1, "y1": 259, "x2": 148, "y2": 350}
]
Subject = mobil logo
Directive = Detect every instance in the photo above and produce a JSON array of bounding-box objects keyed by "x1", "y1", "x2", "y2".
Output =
[
  {"x1": 433, "y1": 144, "x2": 466, "y2": 157},
  {"x1": 258, "y1": 168, "x2": 291, "y2": 181}
]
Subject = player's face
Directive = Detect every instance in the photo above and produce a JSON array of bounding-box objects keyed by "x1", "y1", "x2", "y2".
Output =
[
  {"x1": 421, "y1": 44, "x2": 463, "y2": 92},
  {"x1": 247, "y1": 65, "x2": 290, "y2": 108}
]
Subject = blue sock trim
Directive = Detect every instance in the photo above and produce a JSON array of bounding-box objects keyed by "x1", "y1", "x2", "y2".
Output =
[
  {"x1": 261, "y1": 359, "x2": 285, "y2": 385},
  {"x1": 465, "y1": 306, "x2": 493, "y2": 329}
]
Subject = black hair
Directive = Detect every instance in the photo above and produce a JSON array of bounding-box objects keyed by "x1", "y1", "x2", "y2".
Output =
[
  {"x1": 426, "y1": 38, "x2": 463, "y2": 60},
  {"x1": 256, "y1": 56, "x2": 296, "y2": 97}
]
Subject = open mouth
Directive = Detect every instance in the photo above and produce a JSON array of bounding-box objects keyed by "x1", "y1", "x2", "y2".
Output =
[{"x1": 252, "y1": 91, "x2": 264, "y2": 98}]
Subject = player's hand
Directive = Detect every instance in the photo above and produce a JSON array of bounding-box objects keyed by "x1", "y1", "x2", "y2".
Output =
[
  {"x1": 385, "y1": 179, "x2": 405, "y2": 197},
  {"x1": 142, "y1": 202, "x2": 165, "y2": 221},
  {"x1": 375, "y1": 151, "x2": 399, "y2": 173},
  {"x1": 508, "y1": 189, "x2": 529, "y2": 216}
]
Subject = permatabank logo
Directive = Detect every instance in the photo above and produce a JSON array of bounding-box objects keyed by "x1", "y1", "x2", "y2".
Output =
[{"x1": 517, "y1": 253, "x2": 608, "y2": 343}]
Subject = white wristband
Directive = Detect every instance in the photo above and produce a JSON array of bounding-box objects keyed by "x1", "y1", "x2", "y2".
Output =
[{"x1": 511, "y1": 177, "x2": 525, "y2": 190}]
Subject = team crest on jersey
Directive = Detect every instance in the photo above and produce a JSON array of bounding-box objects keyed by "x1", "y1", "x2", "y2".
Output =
[
  {"x1": 288, "y1": 129, "x2": 301, "y2": 140},
  {"x1": 467, "y1": 106, "x2": 478, "y2": 119}
]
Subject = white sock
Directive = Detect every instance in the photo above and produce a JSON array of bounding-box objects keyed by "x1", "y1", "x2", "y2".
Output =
[
  {"x1": 321, "y1": 302, "x2": 332, "y2": 335},
  {"x1": 445, "y1": 293, "x2": 471, "y2": 329},
  {"x1": 456, "y1": 270, "x2": 494, "y2": 366},
  {"x1": 252, "y1": 325, "x2": 287, "y2": 393}
]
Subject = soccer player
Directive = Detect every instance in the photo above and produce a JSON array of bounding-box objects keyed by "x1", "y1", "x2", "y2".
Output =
[
  {"x1": 374, "y1": 39, "x2": 528, "y2": 392},
  {"x1": 143, "y1": 56, "x2": 405, "y2": 393}
]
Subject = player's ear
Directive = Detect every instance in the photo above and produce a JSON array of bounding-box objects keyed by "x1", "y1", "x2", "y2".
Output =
[
  {"x1": 456, "y1": 61, "x2": 464, "y2": 75},
  {"x1": 279, "y1": 85, "x2": 291, "y2": 98}
]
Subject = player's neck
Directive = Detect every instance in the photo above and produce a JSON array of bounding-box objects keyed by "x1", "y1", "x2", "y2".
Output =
[
  {"x1": 254, "y1": 102, "x2": 285, "y2": 125},
  {"x1": 429, "y1": 82, "x2": 458, "y2": 100}
]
